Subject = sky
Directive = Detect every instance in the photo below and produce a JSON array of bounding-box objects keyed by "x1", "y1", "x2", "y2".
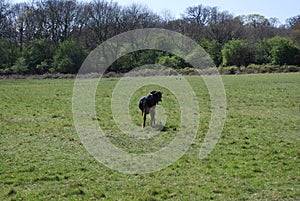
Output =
[
  {"x1": 115, "y1": 0, "x2": 299, "y2": 24},
  {"x1": 11, "y1": 0, "x2": 300, "y2": 25}
]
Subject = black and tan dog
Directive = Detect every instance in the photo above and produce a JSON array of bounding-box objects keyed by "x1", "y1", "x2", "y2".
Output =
[{"x1": 138, "y1": 90, "x2": 162, "y2": 128}]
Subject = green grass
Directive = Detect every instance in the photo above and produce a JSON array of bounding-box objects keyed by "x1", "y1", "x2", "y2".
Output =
[{"x1": 0, "y1": 73, "x2": 299, "y2": 200}]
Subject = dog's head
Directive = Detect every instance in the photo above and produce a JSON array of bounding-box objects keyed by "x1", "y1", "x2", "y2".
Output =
[{"x1": 150, "y1": 90, "x2": 162, "y2": 102}]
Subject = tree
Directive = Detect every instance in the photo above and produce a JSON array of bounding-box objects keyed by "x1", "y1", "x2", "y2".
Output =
[
  {"x1": 11, "y1": 57, "x2": 28, "y2": 74},
  {"x1": 208, "y1": 12, "x2": 244, "y2": 45},
  {"x1": 200, "y1": 39, "x2": 222, "y2": 66},
  {"x1": 85, "y1": 0, "x2": 121, "y2": 46},
  {"x1": 23, "y1": 39, "x2": 55, "y2": 74},
  {"x1": 182, "y1": 5, "x2": 212, "y2": 26},
  {"x1": 181, "y1": 5, "x2": 214, "y2": 41},
  {"x1": 222, "y1": 39, "x2": 255, "y2": 67},
  {"x1": 0, "y1": 39, "x2": 9, "y2": 69},
  {"x1": 0, "y1": 38, "x2": 19, "y2": 73},
  {"x1": 163, "y1": 19, "x2": 189, "y2": 36},
  {"x1": 26, "y1": 0, "x2": 78, "y2": 44},
  {"x1": 286, "y1": 15, "x2": 300, "y2": 29},
  {"x1": 110, "y1": 50, "x2": 164, "y2": 73},
  {"x1": 0, "y1": 0, "x2": 11, "y2": 38},
  {"x1": 240, "y1": 14, "x2": 280, "y2": 40},
  {"x1": 287, "y1": 15, "x2": 300, "y2": 47},
  {"x1": 52, "y1": 40, "x2": 87, "y2": 73},
  {"x1": 120, "y1": 3, "x2": 161, "y2": 31},
  {"x1": 156, "y1": 55, "x2": 185, "y2": 69},
  {"x1": 265, "y1": 36, "x2": 300, "y2": 65},
  {"x1": 0, "y1": 0, "x2": 299, "y2": 75},
  {"x1": 254, "y1": 41, "x2": 270, "y2": 64}
]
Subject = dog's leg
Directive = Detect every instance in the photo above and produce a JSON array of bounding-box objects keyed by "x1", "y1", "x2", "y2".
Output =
[
  {"x1": 149, "y1": 106, "x2": 155, "y2": 127},
  {"x1": 142, "y1": 111, "x2": 146, "y2": 128}
]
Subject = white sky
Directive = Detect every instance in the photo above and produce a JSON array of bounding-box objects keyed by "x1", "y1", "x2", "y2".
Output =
[{"x1": 11, "y1": 0, "x2": 300, "y2": 24}]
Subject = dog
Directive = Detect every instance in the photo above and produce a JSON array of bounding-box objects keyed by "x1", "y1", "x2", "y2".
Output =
[{"x1": 138, "y1": 90, "x2": 162, "y2": 128}]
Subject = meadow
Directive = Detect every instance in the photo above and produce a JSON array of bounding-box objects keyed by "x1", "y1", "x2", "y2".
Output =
[{"x1": 0, "y1": 73, "x2": 299, "y2": 200}]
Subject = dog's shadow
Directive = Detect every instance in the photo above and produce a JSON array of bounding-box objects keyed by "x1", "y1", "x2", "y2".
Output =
[{"x1": 153, "y1": 124, "x2": 169, "y2": 132}]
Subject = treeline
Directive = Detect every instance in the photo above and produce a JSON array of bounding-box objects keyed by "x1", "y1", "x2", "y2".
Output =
[{"x1": 0, "y1": 0, "x2": 299, "y2": 75}]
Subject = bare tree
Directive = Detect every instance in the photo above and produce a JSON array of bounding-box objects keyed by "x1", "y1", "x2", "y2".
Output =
[
  {"x1": 181, "y1": 5, "x2": 218, "y2": 41},
  {"x1": 240, "y1": 14, "x2": 281, "y2": 40},
  {"x1": 208, "y1": 11, "x2": 244, "y2": 44},
  {"x1": 182, "y1": 5, "x2": 212, "y2": 25},
  {"x1": 120, "y1": 3, "x2": 161, "y2": 31},
  {"x1": 31, "y1": 0, "x2": 78, "y2": 43},
  {"x1": 286, "y1": 15, "x2": 300, "y2": 46},
  {"x1": 85, "y1": 0, "x2": 121, "y2": 46},
  {"x1": 0, "y1": 0, "x2": 12, "y2": 38},
  {"x1": 287, "y1": 15, "x2": 300, "y2": 29}
]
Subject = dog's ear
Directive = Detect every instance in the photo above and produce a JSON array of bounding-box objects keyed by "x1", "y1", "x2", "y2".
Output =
[{"x1": 150, "y1": 90, "x2": 157, "y2": 94}]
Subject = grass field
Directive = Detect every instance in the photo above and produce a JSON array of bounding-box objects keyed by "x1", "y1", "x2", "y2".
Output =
[{"x1": 0, "y1": 73, "x2": 299, "y2": 200}]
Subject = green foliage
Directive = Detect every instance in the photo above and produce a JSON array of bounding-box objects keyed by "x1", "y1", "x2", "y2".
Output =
[
  {"x1": 241, "y1": 14, "x2": 270, "y2": 27},
  {"x1": 265, "y1": 36, "x2": 300, "y2": 65},
  {"x1": 139, "y1": 50, "x2": 164, "y2": 65},
  {"x1": 291, "y1": 29, "x2": 300, "y2": 48},
  {"x1": 112, "y1": 53, "x2": 136, "y2": 73},
  {"x1": 112, "y1": 51, "x2": 188, "y2": 73},
  {"x1": 156, "y1": 55, "x2": 185, "y2": 69},
  {"x1": 23, "y1": 39, "x2": 55, "y2": 74},
  {"x1": 222, "y1": 39, "x2": 255, "y2": 67},
  {"x1": 0, "y1": 0, "x2": 299, "y2": 74},
  {"x1": 200, "y1": 39, "x2": 222, "y2": 67},
  {"x1": 254, "y1": 41, "x2": 270, "y2": 64},
  {"x1": 36, "y1": 60, "x2": 51, "y2": 73},
  {"x1": 0, "y1": 39, "x2": 19, "y2": 71},
  {"x1": 110, "y1": 50, "x2": 163, "y2": 73},
  {"x1": 0, "y1": 39, "x2": 10, "y2": 69},
  {"x1": 178, "y1": 67, "x2": 197, "y2": 74},
  {"x1": 221, "y1": 37, "x2": 300, "y2": 67},
  {"x1": 52, "y1": 40, "x2": 87, "y2": 73},
  {"x1": 11, "y1": 57, "x2": 28, "y2": 74}
]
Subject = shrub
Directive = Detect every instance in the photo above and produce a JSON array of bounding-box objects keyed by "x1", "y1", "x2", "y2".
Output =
[
  {"x1": 23, "y1": 39, "x2": 55, "y2": 74},
  {"x1": 11, "y1": 57, "x2": 28, "y2": 74},
  {"x1": 156, "y1": 55, "x2": 185, "y2": 69},
  {"x1": 52, "y1": 40, "x2": 87, "y2": 74},
  {"x1": 265, "y1": 36, "x2": 300, "y2": 65},
  {"x1": 222, "y1": 40, "x2": 256, "y2": 67}
]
